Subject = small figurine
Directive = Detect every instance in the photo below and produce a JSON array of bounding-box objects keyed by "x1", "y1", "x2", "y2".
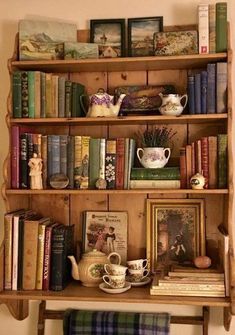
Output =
[
  {"x1": 190, "y1": 172, "x2": 206, "y2": 190},
  {"x1": 28, "y1": 153, "x2": 43, "y2": 190}
]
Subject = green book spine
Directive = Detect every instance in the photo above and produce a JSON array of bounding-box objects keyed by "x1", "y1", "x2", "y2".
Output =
[
  {"x1": 58, "y1": 76, "x2": 65, "y2": 117},
  {"x1": 65, "y1": 80, "x2": 72, "y2": 117},
  {"x1": 21, "y1": 71, "x2": 29, "y2": 118},
  {"x1": 12, "y1": 72, "x2": 22, "y2": 118},
  {"x1": 217, "y1": 134, "x2": 228, "y2": 188},
  {"x1": 130, "y1": 167, "x2": 180, "y2": 180},
  {"x1": 71, "y1": 82, "x2": 78, "y2": 117},
  {"x1": 40, "y1": 72, "x2": 46, "y2": 117},
  {"x1": 89, "y1": 138, "x2": 101, "y2": 188},
  {"x1": 27, "y1": 71, "x2": 35, "y2": 118},
  {"x1": 216, "y1": 2, "x2": 227, "y2": 52}
]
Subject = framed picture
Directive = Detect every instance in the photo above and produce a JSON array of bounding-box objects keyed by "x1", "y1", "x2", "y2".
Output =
[
  {"x1": 82, "y1": 211, "x2": 128, "y2": 263},
  {"x1": 146, "y1": 199, "x2": 205, "y2": 273},
  {"x1": 128, "y1": 16, "x2": 163, "y2": 57},
  {"x1": 90, "y1": 19, "x2": 126, "y2": 58}
]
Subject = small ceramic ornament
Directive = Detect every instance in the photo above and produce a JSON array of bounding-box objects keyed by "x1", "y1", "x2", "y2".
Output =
[
  {"x1": 95, "y1": 178, "x2": 107, "y2": 190},
  {"x1": 190, "y1": 173, "x2": 206, "y2": 190},
  {"x1": 194, "y1": 256, "x2": 212, "y2": 269}
]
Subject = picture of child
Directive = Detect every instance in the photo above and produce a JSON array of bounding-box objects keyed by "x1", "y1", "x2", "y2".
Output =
[{"x1": 105, "y1": 226, "x2": 116, "y2": 253}]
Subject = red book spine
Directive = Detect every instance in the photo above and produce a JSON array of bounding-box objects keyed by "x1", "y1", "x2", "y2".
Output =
[
  {"x1": 42, "y1": 225, "x2": 53, "y2": 290},
  {"x1": 195, "y1": 139, "x2": 202, "y2": 174},
  {"x1": 191, "y1": 142, "x2": 196, "y2": 176},
  {"x1": 180, "y1": 147, "x2": 187, "y2": 188},
  {"x1": 11, "y1": 126, "x2": 20, "y2": 189},
  {"x1": 186, "y1": 145, "x2": 192, "y2": 188},
  {"x1": 116, "y1": 138, "x2": 125, "y2": 189},
  {"x1": 201, "y1": 137, "x2": 209, "y2": 188}
]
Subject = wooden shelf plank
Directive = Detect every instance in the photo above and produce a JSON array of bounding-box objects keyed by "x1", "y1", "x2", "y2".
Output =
[
  {"x1": 11, "y1": 53, "x2": 227, "y2": 72},
  {"x1": 10, "y1": 114, "x2": 228, "y2": 125},
  {"x1": 0, "y1": 282, "x2": 230, "y2": 307},
  {"x1": 6, "y1": 189, "x2": 229, "y2": 195}
]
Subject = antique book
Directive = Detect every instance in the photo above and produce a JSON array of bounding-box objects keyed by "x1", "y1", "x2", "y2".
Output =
[
  {"x1": 83, "y1": 211, "x2": 128, "y2": 263},
  {"x1": 195, "y1": 139, "x2": 202, "y2": 174},
  {"x1": 185, "y1": 144, "x2": 192, "y2": 188},
  {"x1": 116, "y1": 138, "x2": 125, "y2": 189},
  {"x1": 65, "y1": 80, "x2": 72, "y2": 117},
  {"x1": 123, "y1": 138, "x2": 130, "y2": 189},
  {"x1": 40, "y1": 72, "x2": 46, "y2": 117},
  {"x1": 99, "y1": 138, "x2": 106, "y2": 180},
  {"x1": 129, "y1": 179, "x2": 180, "y2": 189},
  {"x1": 191, "y1": 142, "x2": 196, "y2": 176},
  {"x1": 201, "y1": 71, "x2": 208, "y2": 114},
  {"x1": 12, "y1": 71, "x2": 22, "y2": 118},
  {"x1": 216, "y1": 62, "x2": 227, "y2": 114},
  {"x1": 216, "y1": 2, "x2": 227, "y2": 52},
  {"x1": 34, "y1": 71, "x2": 41, "y2": 118},
  {"x1": 168, "y1": 270, "x2": 224, "y2": 279},
  {"x1": 217, "y1": 134, "x2": 228, "y2": 188},
  {"x1": 209, "y1": 4, "x2": 216, "y2": 53},
  {"x1": 201, "y1": 137, "x2": 209, "y2": 189},
  {"x1": 80, "y1": 136, "x2": 90, "y2": 189},
  {"x1": 198, "y1": 4, "x2": 209, "y2": 54},
  {"x1": 67, "y1": 135, "x2": 75, "y2": 189},
  {"x1": 206, "y1": 63, "x2": 216, "y2": 114},
  {"x1": 74, "y1": 135, "x2": 82, "y2": 189},
  {"x1": 180, "y1": 147, "x2": 187, "y2": 189},
  {"x1": 50, "y1": 224, "x2": 74, "y2": 291},
  {"x1": 71, "y1": 82, "x2": 85, "y2": 117},
  {"x1": 89, "y1": 138, "x2": 101, "y2": 189},
  {"x1": 208, "y1": 136, "x2": 218, "y2": 188},
  {"x1": 150, "y1": 287, "x2": 225, "y2": 297},
  {"x1": 105, "y1": 139, "x2": 116, "y2": 189},
  {"x1": 21, "y1": 71, "x2": 29, "y2": 118},
  {"x1": 131, "y1": 167, "x2": 180, "y2": 180},
  {"x1": 45, "y1": 73, "x2": 53, "y2": 117},
  {"x1": 127, "y1": 138, "x2": 136, "y2": 189},
  {"x1": 58, "y1": 76, "x2": 66, "y2": 118},
  {"x1": 20, "y1": 133, "x2": 29, "y2": 188},
  {"x1": 51, "y1": 135, "x2": 60, "y2": 176},
  {"x1": 52, "y1": 75, "x2": 59, "y2": 118},
  {"x1": 194, "y1": 73, "x2": 201, "y2": 114},
  {"x1": 41, "y1": 135, "x2": 48, "y2": 188},
  {"x1": 11, "y1": 125, "x2": 20, "y2": 189},
  {"x1": 60, "y1": 135, "x2": 68, "y2": 177},
  {"x1": 187, "y1": 75, "x2": 195, "y2": 114}
]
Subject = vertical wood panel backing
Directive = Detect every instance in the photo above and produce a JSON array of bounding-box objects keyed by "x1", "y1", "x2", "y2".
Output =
[
  {"x1": 109, "y1": 194, "x2": 146, "y2": 260},
  {"x1": 148, "y1": 69, "x2": 188, "y2": 94},
  {"x1": 3, "y1": 195, "x2": 30, "y2": 212},
  {"x1": 32, "y1": 125, "x2": 69, "y2": 136},
  {"x1": 0, "y1": 243, "x2": 4, "y2": 291},
  {"x1": 70, "y1": 72, "x2": 107, "y2": 95},
  {"x1": 188, "y1": 123, "x2": 227, "y2": 143},
  {"x1": 107, "y1": 71, "x2": 147, "y2": 94},
  {"x1": 70, "y1": 125, "x2": 108, "y2": 138},
  {"x1": 30, "y1": 195, "x2": 70, "y2": 225}
]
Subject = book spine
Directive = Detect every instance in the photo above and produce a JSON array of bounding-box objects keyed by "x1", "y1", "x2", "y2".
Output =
[
  {"x1": 64, "y1": 225, "x2": 74, "y2": 286},
  {"x1": 180, "y1": 147, "x2": 187, "y2": 189},
  {"x1": 4, "y1": 214, "x2": 13, "y2": 290},
  {"x1": 27, "y1": 71, "x2": 35, "y2": 118},
  {"x1": 217, "y1": 134, "x2": 228, "y2": 188},
  {"x1": 65, "y1": 80, "x2": 72, "y2": 117},
  {"x1": 71, "y1": 82, "x2": 78, "y2": 117},
  {"x1": 195, "y1": 139, "x2": 202, "y2": 174},
  {"x1": 60, "y1": 135, "x2": 68, "y2": 176},
  {"x1": 187, "y1": 75, "x2": 195, "y2": 114},
  {"x1": 67, "y1": 136, "x2": 75, "y2": 189},
  {"x1": 50, "y1": 225, "x2": 65, "y2": 291},
  {"x1": 123, "y1": 138, "x2": 130, "y2": 189},
  {"x1": 20, "y1": 133, "x2": 29, "y2": 189},
  {"x1": 42, "y1": 226, "x2": 53, "y2": 290},
  {"x1": 216, "y1": 2, "x2": 227, "y2": 52},
  {"x1": 157, "y1": 282, "x2": 225, "y2": 290},
  {"x1": 209, "y1": 4, "x2": 216, "y2": 53},
  {"x1": 201, "y1": 71, "x2": 207, "y2": 114},
  {"x1": 201, "y1": 137, "x2": 209, "y2": 189},
  {"x1": 127, "y1": 139, "x2": 136, "y2": 189},
  {"x1": 129, "y1": 180, "x2": 180, "y2": 189},
  {"x1": 41, "y1": 135, "x2": 48, "y2": 189},
  {"x1": 21, "y1": 71, "x2": 29, "y2": 118},
  {"x1": 191, "y1": 142, "x2": 195, "y2": 176},
  {"x1": 12, "y1": 216, "x2": 19, "y2": 290},
  {"x1": 45, "y1": 73, "x2": 53, "y2": 117},
  {"x1": 208, "y1": 136, "x2": 218, "y2": 188},
  {"x1": 99, "y1": 138, "x2": 106, "y2": 180},
  {"x1": 36, "y1": 224, "x2": 46, "y2": 290},
  {"x1": 58, "y1": 76, "x2": 65, "y2": 118},
  {"x1": 74, "y1": 135, "x2": 82, "y2": 189},
  {"x1": 12, "y1": 72, "x2": 22, "y2": 118},
  {"x1": 76, "y1": 83, "x2": 85, "y2": 117},
  {"x1": 194, "y1": 73, "x2": 201, "y2": 114},
  {"x1": 11, "y1": 126, "x2": 20, "y2": 189},
  {"x1": 198, "y1": 4, "x2": 209, "y2": 54},
  {"x1": 80, "y1": 136, "x2": 90, "y2": 189},
  {"x1": 186, "y1": 144, "x2": 192, "y2": 188},
  {"x1": 105, "y1": 139, "x2": 116, "y2": 189},
  {"x1": 89, "y1": 138, "x2": 101, "y2": 188},
  {"x1": 150, "y1": 288, "x2": 225, "y2": 297},
  {"x1": 40, "y1": 72, "x2": 46, "y2": 118},
  {"x1": 52, "y1": 75, "x2": 59, "y2": 118},
  {"x1": 131, "y1": 167, "x2": 180, "y2": 180},
  {"x1": 216, "y1": 62, "x2": 227, "y2": 114},
  {"x1": 17, "y1": 217, "x2": 24, "y2": 290},
  {"x1": 207, "y1": 63, "x2": 216, "y2": 114},
  {"x1": 116, "y1": 138, "x2": 125, "y2": 189},
  {"x1": 34, "y1": 71, "x2": 41, "y2": 118},
  {"x1": 51, "y1": 135, "x2": 60, "y2": 175},
  {"x1": 47, "y1": 135, "x2": 52, "y2": 181}
]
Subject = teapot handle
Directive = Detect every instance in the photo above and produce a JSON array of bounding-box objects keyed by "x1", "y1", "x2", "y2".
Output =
[
  {"x1": 163, "y1": 148, "x2": 171, "y2": 164},
  {"x1": 180, "y1": 94, "x2": 188, "y2": 109},
  {"x1": 137, "y1": 148, "x2": 144, "y2": 164},
  {"x1": 108, "y1": 252, "x2": 121, "y2": 265}
]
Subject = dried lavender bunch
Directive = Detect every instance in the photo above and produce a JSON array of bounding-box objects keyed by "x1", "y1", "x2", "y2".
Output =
[{"x1": 139, "y1": 126, "x2": 176, "y2": 147}]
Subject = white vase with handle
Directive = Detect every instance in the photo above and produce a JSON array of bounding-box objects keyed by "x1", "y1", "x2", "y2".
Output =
[{"x1": 137, "y1": 147, "x2": 171, "y2": 169}]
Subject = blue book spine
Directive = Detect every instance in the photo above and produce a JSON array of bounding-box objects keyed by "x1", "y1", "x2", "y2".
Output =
[
  {"x1": 201, "y1": 71, "x2": 208, "y2": 114},
  {"x1": 51, "y1": 135, "x2": 60, "y2": 175},
  {"x1": 207, "y1": 63, "x2": 216, "y2": 114},
  {"x1": 194, "y1": 73, "x2": 201, "y2": 114},
  {"x1": 187, "y1": 75, "x2": 195, "y2": 114},
  {"x1": 60, "y1": 135, "x2": 68, "y2": 176}
]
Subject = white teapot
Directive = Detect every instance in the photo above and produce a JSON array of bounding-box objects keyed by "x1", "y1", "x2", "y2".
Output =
[{"x1": 159, "y1": 93, "x2": 188, "y2": 116}]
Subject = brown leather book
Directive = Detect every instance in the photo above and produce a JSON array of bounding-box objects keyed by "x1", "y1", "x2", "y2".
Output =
[
  {"x1": 208, "y1": 136, "x2": 218, "y2": 188},
  {"x1": 195, "y1": 139, "x2": 202, "y2": 174},
  {"x1": 186, "y1": 145, "x2": 192, "y2": 188},
  {"x1": 201, "y1": 137, "x2": 209, "y2": 188}
]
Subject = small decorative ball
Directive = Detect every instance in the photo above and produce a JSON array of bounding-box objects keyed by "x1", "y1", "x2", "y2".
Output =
[
  {"x1": 95, "y1": 178, "x2": 107, "y2": 190},
  {"x1": 194, "y1": 256, "x2": 212, "y2": 269}
]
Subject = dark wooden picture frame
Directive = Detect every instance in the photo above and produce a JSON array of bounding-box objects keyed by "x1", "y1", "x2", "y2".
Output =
[
  {"x1": 90, "y1": 19, "x2": 126, "y2": 58},
  {"x1": 128, "y1": 16, "x2": 163, "y2": 57}
]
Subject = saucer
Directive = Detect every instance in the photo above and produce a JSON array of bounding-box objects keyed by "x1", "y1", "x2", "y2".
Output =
[
  {"x1": 99, "y1": 282, "x2": 131, "y2": 294},
  {"x1": 126, "y1": 276, "x2": 152, "y2": 287}
]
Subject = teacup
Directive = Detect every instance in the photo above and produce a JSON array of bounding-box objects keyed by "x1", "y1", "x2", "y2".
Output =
[
  {"x1": 103, "y1": 274, "x2": 126, "y2": 289},
  {"x1": 104, "y1": 263, "x2": 127, "y2": 276},
  {"x1": 128, "y1": 269, "x2": 150, "y2": 282},
  {"x1": 127, "y1": 259, "x2": 148, "y2": 270}
]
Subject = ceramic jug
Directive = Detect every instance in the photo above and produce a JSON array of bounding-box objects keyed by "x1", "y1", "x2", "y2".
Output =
[
  {"x1": 159, "y1": 93, "x2": 188, "y2": 116},
  {"x1": 137, "y1": 147, "x2": 171, "y2": 168}
]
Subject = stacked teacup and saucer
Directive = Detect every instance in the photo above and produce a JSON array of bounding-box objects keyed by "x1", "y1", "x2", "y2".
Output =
[
  {"x1": 99, "y1": 263, "x2": 131, "y2": 294},
  {"x1": 126, "y1": 259, "x2": 151, "y2": 286}
]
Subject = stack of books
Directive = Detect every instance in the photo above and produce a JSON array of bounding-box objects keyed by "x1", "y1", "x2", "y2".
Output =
[
  {"x1": 129, "y1": 167, "x2": 180, "y2": 189},
  {"x1": 150, "y1": 267, "x2": 225, "y2": 297}
]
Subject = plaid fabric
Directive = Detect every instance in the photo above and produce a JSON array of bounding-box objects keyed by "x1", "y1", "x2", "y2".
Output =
[{"x1": 63, "y1": 309, "x2": 170, "y2": 335}]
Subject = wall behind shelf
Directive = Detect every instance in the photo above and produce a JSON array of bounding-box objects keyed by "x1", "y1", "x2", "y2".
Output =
[{"x1": 0, "y1": 0, "x2": 234, "y2": 334}]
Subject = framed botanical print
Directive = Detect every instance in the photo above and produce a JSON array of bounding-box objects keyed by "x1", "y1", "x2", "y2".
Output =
[
  {"x1": 146, "y1": 199, "x2": 205, "y2": 273},
  {"x1": 90, "y1": 19, "x2": 126, "y2": 58},
  {"x1": 128, "y1": 16, "x2": 163, "y2": 57}
]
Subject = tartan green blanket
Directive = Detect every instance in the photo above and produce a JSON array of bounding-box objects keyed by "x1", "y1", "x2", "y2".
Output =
[{"x1": 63, "y1": 309, "x2": 170, "y2": 335}]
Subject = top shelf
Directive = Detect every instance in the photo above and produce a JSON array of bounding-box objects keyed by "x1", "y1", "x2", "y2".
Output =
[{"x1": 11, "y1": 53, "x2": 227, "y2": 73}]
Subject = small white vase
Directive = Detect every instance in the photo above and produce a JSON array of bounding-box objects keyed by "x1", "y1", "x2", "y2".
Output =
[{"x1": 137, "y1": 147, "x2": 171, "y2": 169}]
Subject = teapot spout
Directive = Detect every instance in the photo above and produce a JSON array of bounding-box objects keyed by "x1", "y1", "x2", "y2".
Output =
[{"x1": 68, "y1": 255, "x2": 80, "y2": 280}]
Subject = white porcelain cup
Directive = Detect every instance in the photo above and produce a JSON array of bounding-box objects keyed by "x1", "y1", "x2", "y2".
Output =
[
  {"x1": 103, "y1": 274, "x2": 126, "y2": 289},
  {"x1": 127, "y1": 259, "x2": 148, "y2": 270},
  {"x1": 104, "y1": 263, "x2": 127, "y2": 276},
  {"x1": 128, "y1": 269, "x2": 150, "y2": 282}
]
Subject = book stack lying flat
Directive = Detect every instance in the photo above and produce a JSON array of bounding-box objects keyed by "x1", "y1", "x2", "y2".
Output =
[
  {"x1": 150, "y1": 268, "x2": 225, "y2": 297},
  {"x1": 130, "y1": 167, "x2": 180, "y2": 189}
]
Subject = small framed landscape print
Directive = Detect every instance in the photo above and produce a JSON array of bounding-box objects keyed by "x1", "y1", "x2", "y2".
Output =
[
  {"x1": 90, "y1": 19, "x2": 126, "y2": 58},
  {"x1": 146, "y1": 199, "x2": 205, "y2": 273},
  {"x1": 128, "y1": 16, "x2": 163, "y2": 57}
]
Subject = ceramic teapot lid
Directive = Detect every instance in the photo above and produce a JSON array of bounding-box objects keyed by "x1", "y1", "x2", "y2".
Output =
[{"x1": 82, "y1": 249, "x2": 107, "y2": 259}]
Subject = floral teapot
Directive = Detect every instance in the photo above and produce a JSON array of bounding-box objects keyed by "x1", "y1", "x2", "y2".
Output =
[
  {"x1": 81, "y1": 88, "x2": 126, "y2": 117},
  {"x1": 158, "y1": 93, "x2": 188, "y2": 116},
  {"x1": 68, "y1": 249, "x2": 121, "y2": 287}
]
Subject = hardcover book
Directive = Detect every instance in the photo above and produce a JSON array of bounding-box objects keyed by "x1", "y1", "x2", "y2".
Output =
[
  {"x1": 207, "y1": 63, "x2": 216, "y2": 114},
  {"x1": 216, "y1": 62, "x2": 227, "y2": 114},
  {"x1": 131, "y1": 167, "x2": 180, "y2": 180},
  {"x1": 187, "y1": 75, "x2": 195, "y2": 114},
  {"x1": 89, "y1": 138, "x2": 101, "y2": 189},
  {"x1": 209, "y1": 4, "x2": 216, "y2": 53},
  {"x1": 217, "y1": 134, "x2": 228, "y2": 188},
  {"x1": 129, "y1": 179, "x2": 180, "y2": 189},
  {"x1": 198, "y1": 4, "x2": 209, "y2": 54},
  {"x1": 194, "y1": 73, "x2": 201, "y2": 114},
  {"x1": 105, "y1": 139, "x2": 116, "y2": 189},
  {"x1": 216, "y1": 2, "x2": 227, "y2": 53},
  {"x1": 83, "y1": 211, "x2": 128, "y2": 264},
  {"x1": 116, "y1": 138, "x2": 125, "y2": 189},
  {"x1": 12, "y1": 71, "x2": 22, "y2": 118}
]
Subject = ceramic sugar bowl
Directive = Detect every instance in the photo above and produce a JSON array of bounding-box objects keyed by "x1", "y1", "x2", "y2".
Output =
[{"x1": 68, "y1": 249, "x2": 121, "y2": 287}]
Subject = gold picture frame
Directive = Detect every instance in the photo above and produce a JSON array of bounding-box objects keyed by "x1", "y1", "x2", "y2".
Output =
[{"x1": 146, "y1": 199, "x2": 205, "y2": 273}]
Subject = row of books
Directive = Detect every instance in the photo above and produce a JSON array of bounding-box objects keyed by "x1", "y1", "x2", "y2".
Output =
[
  {"x1": 180, "y1": 134, "x2": 227, "y2": 189},
  {"x1": 11, "y1": 126, "x2": 136, "y2": 190},
  {"x1": 129, "y1": 167, "x2": 180, "y2": 189},
  {"x1": 187, "y1": 62, "x2": 227, "y2": 114},
  {"x1": 12, "y1": 71, "x2": 85, "y2": 118},
  {"x1": 198, "y1": 2, "x2": 227, "y2": 54},
  {"x1": 4, "y1": 209, "x2": 74, "y2": 291}
]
